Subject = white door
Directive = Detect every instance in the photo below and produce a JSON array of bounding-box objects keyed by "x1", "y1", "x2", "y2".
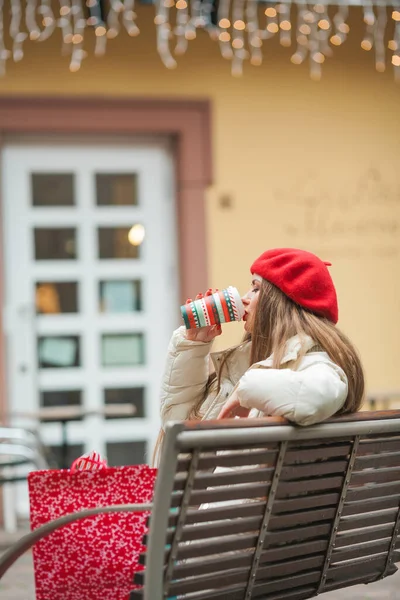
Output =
[{"x1": 2, "y1": 140, "x2": 178, "y2": 514}]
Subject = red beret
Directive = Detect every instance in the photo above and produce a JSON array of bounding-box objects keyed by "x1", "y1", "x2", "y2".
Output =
[{"x1": 251, "y1": 248, "x2": 338, "y2": 324}]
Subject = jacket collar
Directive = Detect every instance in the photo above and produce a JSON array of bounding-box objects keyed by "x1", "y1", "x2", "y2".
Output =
[
  {"x1": 210, "y1": 341, "x2": 251, "y2": 385},
  {"x1": 210, "y1": 334, "x2": 315, "y2": 381},
  {"x1": 256, "y1": 334, "x2": 315, "y2": 367},
  {"x1": 282, "y1": 334, "x2": 316, "y2": 364}
]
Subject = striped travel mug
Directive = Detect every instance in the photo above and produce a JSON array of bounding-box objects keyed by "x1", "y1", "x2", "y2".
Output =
[{"x1": 180, "y1": 287, "x2": 245, "y2": 329}]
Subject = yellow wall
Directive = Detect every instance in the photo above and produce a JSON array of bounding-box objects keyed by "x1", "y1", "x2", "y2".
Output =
[{"x1": 1, "y1": 6, "x2": 399, "y2": 393}]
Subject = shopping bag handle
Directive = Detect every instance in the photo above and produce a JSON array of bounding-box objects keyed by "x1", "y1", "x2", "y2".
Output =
[
  {"x1": 0, "y1": 502, "x2": 153, "y2": 579},
  {"x1": 70, "y1": 455, "x2": 107, "y2": 473}
]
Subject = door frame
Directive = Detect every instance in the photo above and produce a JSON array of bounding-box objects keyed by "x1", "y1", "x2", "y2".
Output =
[{"x1": 0, "y1": 96, "x2": 212, "y2": 416}]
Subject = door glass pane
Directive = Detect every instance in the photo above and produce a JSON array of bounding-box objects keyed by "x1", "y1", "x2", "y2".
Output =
[
  {"x1": 101, "y1": 333, "x2": 144, "y2": 367},
  {"x1": 104, "y1": 387, "x2": 144, "y2": 419},
  {"x1": 40, "y1": 390, "x2": 82, "y2": 421},
  {"x1": 96, "y1": 174, "x2": 138, "y2": 206},
  {"x1": 99, "y1": 280, "x2": 142, "y2": 313},
  {"x1": 38, "y1": 336, "x2": 80, "y2": 368},
  {"x1": 34, "y1": 228, "x2": 77, "y2": 260},
  {"x1": 31, "y1": 173, "x2": 74, "y2": 206},
  {"x1": 106, "y1": 441, "x2": 146, "y2": 466},
  {"x1": 36, "y1": 282, "x2": 78, "y2": 314},
  {"x1": 98, "y1": 227, "x2": 140, "y2": 259}
]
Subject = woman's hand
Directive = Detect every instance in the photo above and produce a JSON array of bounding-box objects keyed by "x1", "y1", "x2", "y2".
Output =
[
  {"x1": 185, "y1": 289, "x2": 222, "y2": 343},
  {"x1": 218, "y1": 395, "x2": 250, "y2": 419}
]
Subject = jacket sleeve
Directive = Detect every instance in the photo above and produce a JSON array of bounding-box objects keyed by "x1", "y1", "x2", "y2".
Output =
[
  {"x1": 160, "y1": 326, "x2": 213, "y2": 428},
  {"x1": 236, "y1": 362, "x2": 348, "y2": 426}
]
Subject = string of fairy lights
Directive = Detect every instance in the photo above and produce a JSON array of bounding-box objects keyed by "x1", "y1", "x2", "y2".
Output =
[
  {"x1": 0, "y1": 1, "x2": 399, "y2": 79},
  {"x1": 155, "y1": 0, "x2": 400, "y2": 78}
]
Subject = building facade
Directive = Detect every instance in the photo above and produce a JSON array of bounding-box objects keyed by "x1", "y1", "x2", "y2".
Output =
[{"x1": 0, "y1": 5, "x2": 399, "y2": 516}]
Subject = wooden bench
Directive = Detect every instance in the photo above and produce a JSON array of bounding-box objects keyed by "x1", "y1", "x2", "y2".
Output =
[{"x1": 1, "y1": 410, "x2": 400, "y2": 599}]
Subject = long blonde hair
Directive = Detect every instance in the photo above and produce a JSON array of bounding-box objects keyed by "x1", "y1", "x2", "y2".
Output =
[
  {"x1": 153, "y1": 279, "x2": 365, "y2": 464},
  {"x1": 249, "y1": 280, "x2": 364, "y2": 414}
]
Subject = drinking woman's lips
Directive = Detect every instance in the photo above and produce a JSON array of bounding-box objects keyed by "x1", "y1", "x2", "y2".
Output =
[{"x1": 243, "y1": 312, "x2": 248, "y2": 321}]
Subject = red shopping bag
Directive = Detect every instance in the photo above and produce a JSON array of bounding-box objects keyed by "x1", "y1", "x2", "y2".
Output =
[{"x1": 28, "y1": 462, "x2": 157, "y2": 600}]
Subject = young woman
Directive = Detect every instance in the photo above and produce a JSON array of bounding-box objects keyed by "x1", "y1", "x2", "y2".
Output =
[{"x1": 157, "y1": 248, "x2": 364, "y2": 458}]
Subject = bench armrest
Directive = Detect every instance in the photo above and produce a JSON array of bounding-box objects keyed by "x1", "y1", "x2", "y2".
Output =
[
  {"x1": 0, "y1": 502, "x2": 153, "y2": 579},
  {"x1": 184, "y1": 410, "x2": 400, "y2": 430}
]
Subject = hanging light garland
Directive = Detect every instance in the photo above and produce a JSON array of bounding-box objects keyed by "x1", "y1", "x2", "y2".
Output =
[{"x1": 0, "y1": 0, "x2": 399, "y2": 79}]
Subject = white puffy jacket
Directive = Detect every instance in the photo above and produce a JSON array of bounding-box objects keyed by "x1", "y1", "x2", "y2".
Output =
[{"x1": 160, "y1": 326, "x2": 348, "y2": 428}]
